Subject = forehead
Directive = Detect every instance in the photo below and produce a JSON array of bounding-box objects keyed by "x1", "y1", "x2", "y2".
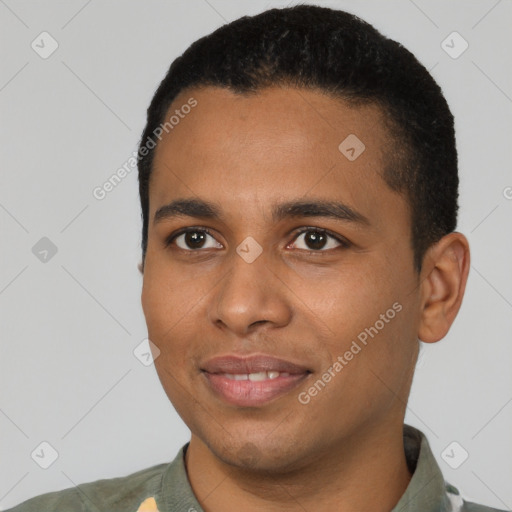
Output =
[
  {"x1": 149, "y1": 86, "x2": 403, "y2": 228},
  {"x1": 154, "y1": 85, "x2": 388, "y2": 164}
]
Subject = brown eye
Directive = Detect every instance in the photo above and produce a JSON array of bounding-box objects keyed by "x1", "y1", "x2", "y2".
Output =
[
  {"x1": 167, "y1": 229, "x2": 223, "y2": 251},
  {"x1": 184, "y1": 231, "x2": 207, "y2": 248},
  {"x1": 303, "y1": 231, "x2": 328, "y2": 250},
  {"x1": 291, "y1": 229, "x2": 348, "y2": 251}
]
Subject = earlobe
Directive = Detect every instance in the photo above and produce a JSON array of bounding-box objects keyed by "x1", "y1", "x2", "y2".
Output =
[{"x1": 417, "y1": 233, "x2": 470, "y2": 343}]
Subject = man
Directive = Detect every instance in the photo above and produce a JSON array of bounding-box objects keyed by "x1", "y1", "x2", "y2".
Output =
[{"x1": 7, "y1": 4, "x2": 506, "y2": 512}]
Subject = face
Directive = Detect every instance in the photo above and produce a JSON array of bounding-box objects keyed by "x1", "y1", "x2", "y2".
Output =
[{"x1": 141, "y1": 86, "x2": 422, "y2": 472}]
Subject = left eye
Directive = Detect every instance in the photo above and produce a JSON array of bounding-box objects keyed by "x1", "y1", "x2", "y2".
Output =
[{"x1": 290, "y1": 229, "x2": 346, "y2": 251}]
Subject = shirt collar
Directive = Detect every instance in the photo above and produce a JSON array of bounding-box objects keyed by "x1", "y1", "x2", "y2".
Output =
[
  {"x1": 391, "y1": 424, "x2": 452, "y2": 512},
  {"x1": 160, "y1": 444, "x2": 203, "y2": 512}
]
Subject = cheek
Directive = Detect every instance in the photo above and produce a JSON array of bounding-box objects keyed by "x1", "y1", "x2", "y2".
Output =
[
  {"x1": 292, "y1": 262, "x2": 395, "y2": 340},
  {"x1": 141, "y1": 256, "x2": 225, "y2": 379},
  {"x1": 299, "y1": 303, "x2": 416, "y2": 431},
  {"x1": 298, "y1": 258, "x2": 415, "y2": 382},
  {"x1": 142, "y1": 261, "x2": 200, "y2": 347}
]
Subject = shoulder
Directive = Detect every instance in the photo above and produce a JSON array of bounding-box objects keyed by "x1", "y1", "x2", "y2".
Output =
[
  {"x1": 446, "y1": 484, "x2": 509, "y2": 512},
  {"x1": 461, "y1": 501, "x2": 510, "y2": 512},
  {"x1": 4, "y1": 486, "x2": 84, "y2": 512},
  {"x1": 5, "y1": 463, "x2": 169, "y2": 512}
]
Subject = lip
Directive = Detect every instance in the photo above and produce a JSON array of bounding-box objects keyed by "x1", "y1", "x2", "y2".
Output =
[
  {"x1": 201, "y1": 354, "x2": 310, "y2": 374},
  {"x1": 201, "y1": 354, "x2": 311, "y2": 407}
]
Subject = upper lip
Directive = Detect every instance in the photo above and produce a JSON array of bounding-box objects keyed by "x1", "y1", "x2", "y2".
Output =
[{"x1": 201, "y1": 354, "x2": 310, "y2": 375}]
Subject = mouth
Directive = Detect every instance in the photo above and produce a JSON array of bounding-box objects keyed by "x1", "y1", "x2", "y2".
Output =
[{"x1": 201, "y1": 354, "x2": 311, "y2": 407}]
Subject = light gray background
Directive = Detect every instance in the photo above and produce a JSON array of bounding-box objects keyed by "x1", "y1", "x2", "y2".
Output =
[{"x1": 1, "y1": 0, "x2": 511, "y2": 509}]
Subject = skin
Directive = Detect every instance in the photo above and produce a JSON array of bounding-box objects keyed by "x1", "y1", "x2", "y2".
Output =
[{"x1": 140, "y1": 86, "x2": 470, "y2": 512}]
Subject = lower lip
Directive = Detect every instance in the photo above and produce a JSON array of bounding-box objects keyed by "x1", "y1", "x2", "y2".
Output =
[{"x1": 203, "y1": 372, "x2": 309, "y2": 407}]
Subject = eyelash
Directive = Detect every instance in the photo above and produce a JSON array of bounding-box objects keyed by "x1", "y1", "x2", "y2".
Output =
[{"x1": 164, "y1": 226, "x2": 350, "y2": 254}]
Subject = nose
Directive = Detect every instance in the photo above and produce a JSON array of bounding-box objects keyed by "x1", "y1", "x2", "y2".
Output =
[{"x1": 209, "y1": 247, "x2": 292, "y2": 337}]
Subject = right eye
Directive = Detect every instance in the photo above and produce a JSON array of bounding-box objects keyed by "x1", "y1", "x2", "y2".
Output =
[{"x1": 165, "y1": 228, "x2": 223, "y2": 251}]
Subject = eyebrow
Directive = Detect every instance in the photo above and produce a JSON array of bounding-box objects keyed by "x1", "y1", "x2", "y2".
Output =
[{"x1": 153, "y1": 198, "x2": 370, "y2": 226}]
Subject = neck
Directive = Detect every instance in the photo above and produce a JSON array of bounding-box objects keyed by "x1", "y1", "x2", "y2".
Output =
[{"x1": 185, "y1": 421, "x2": 412, "y2": 512}]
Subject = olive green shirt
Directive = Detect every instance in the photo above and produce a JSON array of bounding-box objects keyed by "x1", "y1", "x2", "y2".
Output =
[{"x1": 6, "y1": 425, "x2": 507, "y2": 512}]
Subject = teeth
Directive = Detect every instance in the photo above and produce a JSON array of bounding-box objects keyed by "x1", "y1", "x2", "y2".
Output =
[
  {"x1": 222, "y1": 371, "x2": 284, "y2": 381},
  {"x1": 248, "y1": 371, "x2": 267, "y2": 381}
]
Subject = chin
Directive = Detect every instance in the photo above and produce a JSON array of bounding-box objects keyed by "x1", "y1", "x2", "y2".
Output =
[{"x1": 206, "y1": 434, "x2": 311, "y2": 475}]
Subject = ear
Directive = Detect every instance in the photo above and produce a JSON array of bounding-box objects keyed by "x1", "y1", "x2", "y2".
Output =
[
  {"x1": 417, "y1": 232, "x2": 470, "y2": 343},
  {"x1": 138, "y1": 261, "x2": 144, "y2": 275}
]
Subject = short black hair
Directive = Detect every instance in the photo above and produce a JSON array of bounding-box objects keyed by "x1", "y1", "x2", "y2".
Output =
[{"x1": 137, "y1": 4, "x2": 458, "y2": 271}]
